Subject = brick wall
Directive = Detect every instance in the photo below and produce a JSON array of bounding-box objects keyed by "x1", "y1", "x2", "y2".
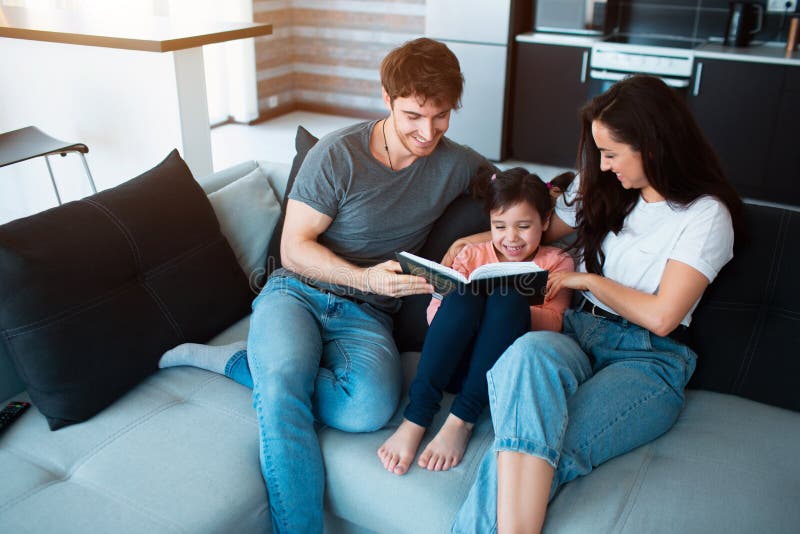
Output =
[{"x1": 253, "y1": 0, "x2": 425, "y2": 121}]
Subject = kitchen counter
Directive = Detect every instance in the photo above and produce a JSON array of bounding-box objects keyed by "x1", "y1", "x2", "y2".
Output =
[
  {"x1": 516, "y1": 32, "x2": 601, "y2": 48},
  {"x1": 516, "y1": 31, "x2": 800, "y2": 67},
  {"x1": 695, "y1": 42, "x2": 800, "y2": 66}
]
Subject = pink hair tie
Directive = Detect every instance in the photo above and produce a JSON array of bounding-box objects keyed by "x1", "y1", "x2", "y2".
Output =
[{"x1": 546, "y1": 182, "x2": 552, "y2": 189}]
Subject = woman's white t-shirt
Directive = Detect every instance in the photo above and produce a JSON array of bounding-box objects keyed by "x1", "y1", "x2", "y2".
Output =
[{"x1": 555, "y1": 176, "x2": 734, "y2": 326}]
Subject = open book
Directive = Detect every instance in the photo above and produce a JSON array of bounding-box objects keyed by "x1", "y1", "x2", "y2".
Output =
[{"x1": 396, "y1": 251, "x2": 548, "y2": 304}]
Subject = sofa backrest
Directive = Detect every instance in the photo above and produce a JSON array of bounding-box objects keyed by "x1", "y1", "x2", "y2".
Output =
[
  {"x1": 689, "y1": 200, "x2": 800, "y2": 412},
  {"x1": 197, "y1": 160, "x2": 292, "y2": 203}
]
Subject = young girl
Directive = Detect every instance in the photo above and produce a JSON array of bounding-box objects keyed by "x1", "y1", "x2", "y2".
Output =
[
  {"x1": 449, "y1": 75, "x2": 743, "y2": 533},
  {"x1": 377, "y1": 169, "x2": 574, "y2": 476}
]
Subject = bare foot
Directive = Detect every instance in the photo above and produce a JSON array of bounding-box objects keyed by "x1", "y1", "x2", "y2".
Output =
[
  {"x1": 377, "y1": 419, "x2": 426, "y2": 476},
  {"x1": 418, "y1": 413, "x2": 474, "y2": 472}
]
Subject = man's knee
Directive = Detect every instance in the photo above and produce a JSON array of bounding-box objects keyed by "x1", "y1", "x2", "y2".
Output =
[{"x1": 321, "y1": 382, "x2": 400, "y2": 432}]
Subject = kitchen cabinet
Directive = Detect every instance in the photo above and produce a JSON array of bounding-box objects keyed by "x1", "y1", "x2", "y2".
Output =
[
  {"x1": 510, "y1": 42, "x2": 590, "y2": 168},
  {"x1": 689, "y1": 58, "x2": 788, "y2": 202},
  {"x1": 766, "y1": 67, "x2": 800, "y2": 205}
]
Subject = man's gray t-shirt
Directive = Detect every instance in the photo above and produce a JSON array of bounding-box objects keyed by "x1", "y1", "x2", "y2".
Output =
[{"x1": 277, "y1": 120, "x2": 490, "y2": 313}]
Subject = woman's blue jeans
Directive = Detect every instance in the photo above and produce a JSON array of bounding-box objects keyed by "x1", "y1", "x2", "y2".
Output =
[
  {"x1": 451, "y1": 309, "x2": 697, "y2": 533},
  {"x1": 404, "y1": 290, "x2": 530, "y2": 427},
  {"x1": 224, "y1": 275, "x2": 401, "y2": 534}
]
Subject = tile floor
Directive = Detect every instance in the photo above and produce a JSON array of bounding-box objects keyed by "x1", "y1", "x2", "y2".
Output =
[{"x1": 210, "y1": 111, "x2": 575, "y2": 180}]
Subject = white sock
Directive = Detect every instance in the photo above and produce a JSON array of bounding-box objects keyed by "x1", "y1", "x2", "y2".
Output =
[{"x1": 158, "y1": 340, "x2": 247, "y2": 375}]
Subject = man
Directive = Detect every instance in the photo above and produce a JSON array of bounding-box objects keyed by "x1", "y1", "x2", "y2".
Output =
[{"x1": 161, "y1": 37, "x2": 491, "y2": 533}]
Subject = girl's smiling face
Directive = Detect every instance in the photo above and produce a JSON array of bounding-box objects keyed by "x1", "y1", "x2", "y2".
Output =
[{"x1": 490, "y1": 200, "x2": 549, "y2": 262}]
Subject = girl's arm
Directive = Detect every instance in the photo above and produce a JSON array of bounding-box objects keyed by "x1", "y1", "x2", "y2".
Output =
[
  {"x1": 546, "y1": 259, "x2": 709, "y2": 337},
  {"x1": 529, "y1": 253, "x2": 574, "y2": 332}
]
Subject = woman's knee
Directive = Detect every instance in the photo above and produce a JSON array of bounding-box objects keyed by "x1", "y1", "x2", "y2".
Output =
[{"x1": 494, "y1": 331, "x2": 587, "y2": 375}]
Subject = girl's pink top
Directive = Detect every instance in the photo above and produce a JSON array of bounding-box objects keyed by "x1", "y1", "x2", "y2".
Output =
[{"x1": 426, "y1": 242, "x2": 574, "y2": 331}]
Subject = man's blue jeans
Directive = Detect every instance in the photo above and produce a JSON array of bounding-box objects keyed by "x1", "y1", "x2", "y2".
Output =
[
  {"x1": 223, "y1": 275, "x2": 401, "y2": 534},
  {"x1": 452, "y1": 309, "x2": 697, "y2": 533}
]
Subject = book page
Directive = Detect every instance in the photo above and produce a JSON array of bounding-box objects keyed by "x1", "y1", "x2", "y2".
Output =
[{"x1": 468, "y1": 261, "x2": 545, "y2": 281}]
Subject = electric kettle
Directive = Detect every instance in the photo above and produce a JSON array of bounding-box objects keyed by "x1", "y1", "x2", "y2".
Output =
[{"x1": 724, "y1": 2, "x2": 765, "y2": 47}]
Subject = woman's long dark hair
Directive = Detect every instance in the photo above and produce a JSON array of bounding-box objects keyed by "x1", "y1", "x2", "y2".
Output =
[{"x1": 571, "y1": 74, "x2": 743, "y2": 274}]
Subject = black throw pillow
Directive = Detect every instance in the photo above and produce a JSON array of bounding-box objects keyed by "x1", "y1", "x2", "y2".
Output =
[
  {"x1": 265, "y1": 126, "x2": 319, "y2": 275},
  {"x1": 393, "y1": 195, "x2": 489, "y2": 352},
  {"x1": 0, "y1": 150, "x2": 253, "y2": 429}
]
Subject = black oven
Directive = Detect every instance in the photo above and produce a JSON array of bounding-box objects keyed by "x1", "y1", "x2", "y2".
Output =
[{"x1": 588, "y1": 34, "x2": 701, "y2": 101}]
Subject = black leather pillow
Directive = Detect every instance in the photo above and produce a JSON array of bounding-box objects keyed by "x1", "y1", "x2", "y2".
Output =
[
  {"x1": 0, "y1": 150, "x2": 252, "y2": 429},
  {"x1": 393, "y1": 195, "x2": 489, "y2": 352},
  {"x1": 265, "y1": 126, "x2": 319, "y2": 275},
  {"x1": 689, "y1": 202, "x2": 800, "y2": 412}
]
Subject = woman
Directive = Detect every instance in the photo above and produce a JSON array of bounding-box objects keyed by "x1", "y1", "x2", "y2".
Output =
[{"x1": 449, "y1": 74, "x2": 743, "y2": 533}]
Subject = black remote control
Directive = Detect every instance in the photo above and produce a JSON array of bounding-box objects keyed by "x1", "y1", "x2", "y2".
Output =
[{"x1": 0, "y1": 401, "x2": 30, "y2": 433}]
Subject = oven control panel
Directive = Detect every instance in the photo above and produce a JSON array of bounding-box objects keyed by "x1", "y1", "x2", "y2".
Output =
[{"x1": 590, "y1": 43, "x2": 695, "y2": 78}]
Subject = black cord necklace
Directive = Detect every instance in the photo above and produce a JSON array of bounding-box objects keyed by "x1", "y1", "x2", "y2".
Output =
[{"x1": 381, "y1": 118, "x2": 394, "y2": 171}]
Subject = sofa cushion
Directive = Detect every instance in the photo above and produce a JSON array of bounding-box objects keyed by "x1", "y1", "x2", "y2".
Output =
[
  {"x1": 0, "y1": 368, "x2": 269, "y2": 533},
  {"x1": 321, "y1": 380, "x2": 800, "y2": 534},
  {"x1": 0, "y1": 150, "x2": 252, "y2": 430},
  {"x1": 689, "y1": 202, "x2": 800, "y2": 412},
  {"x1": 265, "y1": 126, "x2": 319, "y2": 275},
  {"x1": 208, "y1": 165, "x2": 282, "y2": 285},
  {"x1": 393, "y1": 195, "x2": 489, "y2": 352}
]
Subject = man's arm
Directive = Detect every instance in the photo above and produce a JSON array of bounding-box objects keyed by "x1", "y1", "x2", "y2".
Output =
[{"x1": 280, "y1": 199, "x2": 433, "y2": 297}]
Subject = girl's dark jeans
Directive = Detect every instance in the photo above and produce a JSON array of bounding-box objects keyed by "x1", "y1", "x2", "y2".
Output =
[{"x1": 404, "y1": 289, "x2": 530, "y2": 427}]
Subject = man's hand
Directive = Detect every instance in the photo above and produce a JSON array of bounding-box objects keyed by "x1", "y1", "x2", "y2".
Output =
[{"x1": 365, "y1": 260, "x2": 434, "y2": 297}]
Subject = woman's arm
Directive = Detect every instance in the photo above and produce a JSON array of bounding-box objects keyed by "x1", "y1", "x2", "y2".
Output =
[
  {"x1": 546, "y1": 259, "x2": 709, "y2": 337},
  {"x1": 542, "y1": 212, "x2": 575, "y2": 245}
]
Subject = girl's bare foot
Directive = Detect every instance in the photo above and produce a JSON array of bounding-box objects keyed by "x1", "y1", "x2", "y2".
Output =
[
  {"x1": 377, "y1": 419, "x2": 426, "y2": 475},
  {"x1": 418, "y1": 413, "x2": 474, "y2": 471}
]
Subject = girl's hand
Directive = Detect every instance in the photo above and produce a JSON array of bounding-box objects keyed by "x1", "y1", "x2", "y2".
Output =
[
  {"x1": 545, "y1": 271, "x2": 595, "y2": 301},
  {"x1": 365, "y1": 260, "x2": 434, "y2": 297}
]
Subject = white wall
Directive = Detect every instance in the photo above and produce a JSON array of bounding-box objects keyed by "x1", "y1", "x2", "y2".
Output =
[
  {"x1": 0, "y1": 39, "x2": 186, "y2": 223},
  {"x1": 0, "y1": 0, "x2": 257, "y2": 223}
]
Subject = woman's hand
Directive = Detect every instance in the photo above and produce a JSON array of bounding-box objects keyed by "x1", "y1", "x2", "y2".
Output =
[
  {"x1": 364, "y1": 260, "x2": 433, "y2": 297},
  {"x1": 545, "y1": 271, "x2": 596, "y2": 301}
]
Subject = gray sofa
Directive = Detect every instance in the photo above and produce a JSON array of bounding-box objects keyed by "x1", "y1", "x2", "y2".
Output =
[{"x1": 1, "y1": 158, "x2": 799, "y2": 534}]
